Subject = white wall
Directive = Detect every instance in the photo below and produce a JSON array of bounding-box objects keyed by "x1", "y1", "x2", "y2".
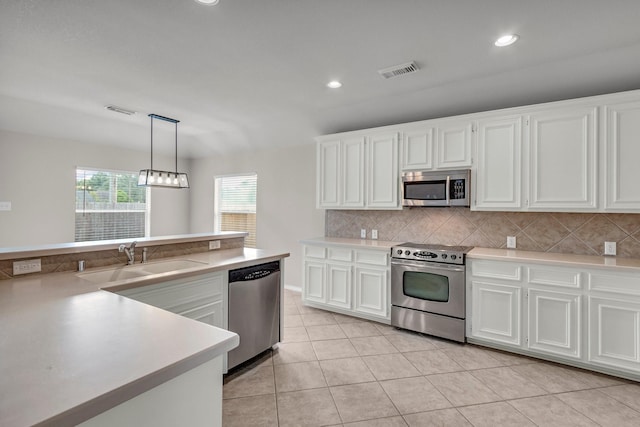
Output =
[
  {"x1": 0, "y1": 130, "x2": 191, "y2": 247},
  {"x1": 189, "y1": 143, "x2": 325, "y2": 288}
]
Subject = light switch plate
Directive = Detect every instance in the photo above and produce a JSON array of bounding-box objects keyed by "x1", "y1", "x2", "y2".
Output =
[
  {"x1": 360, "y1": 229, "x2": 367, "y2": 239},
  {"x1": 0, "y1": 201, "x2": 11, "y2": 211},
  {"x1": 209, "y1": 240, "x2": 221, "y2": 250},
  {"x1": 372, "y1": 229, "x2": 378, "y2": 240},
  {"x1": 507, "y1": 236, "x2": 516, "y2": 249},
  {"x1": 604, "y1": 241, "x2": 616, "y2": 256}
]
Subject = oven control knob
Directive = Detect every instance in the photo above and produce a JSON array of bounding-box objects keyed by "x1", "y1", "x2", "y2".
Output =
[
  {"x1": 441, "y1": 254, "x2": 448, "y2": 259},
  {"x1": 405, "y1": 250, "x2": 411, "y2": 255},
  {"x1": 397, "y1": 250, "x2": 403, "y2": 255},
  {"x1": 451, "y1": 254, "x2": 457, "y2": 260}
]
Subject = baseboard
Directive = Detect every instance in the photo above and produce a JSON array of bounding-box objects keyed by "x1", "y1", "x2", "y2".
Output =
[{"x1": 284, "y1": 284, "x2": 301, "y2": 293}]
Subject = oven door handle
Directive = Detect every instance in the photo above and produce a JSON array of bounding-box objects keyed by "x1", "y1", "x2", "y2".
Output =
[{"x1": 391, "y1": 259, "x2": 464, "y2": 272}]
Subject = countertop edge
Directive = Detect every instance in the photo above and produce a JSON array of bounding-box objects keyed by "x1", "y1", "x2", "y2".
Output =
[
  {"x1": 300, "y1": 237, "x2": 400, "y2": 250},
  {"x1": 0, "y1": 231, "x2": 248, "y2": 261},
  {"x1": 40, "y1": 331, "x2": 239, "y2": 427},
  {"x1": 468, "y1": 247, "x2": 640, "y2": 272}
]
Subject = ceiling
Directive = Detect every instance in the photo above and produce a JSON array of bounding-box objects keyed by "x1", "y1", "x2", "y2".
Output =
[{"x1": 2, "y1": 0, "x2": 640, "y2": 158}]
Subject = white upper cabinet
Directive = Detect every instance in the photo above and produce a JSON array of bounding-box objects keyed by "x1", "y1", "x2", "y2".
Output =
[
  {"x1": 367, "y1": 133, "x2": 399, "y2": 208},
  {"x1": 318, "y1": 89, "x2": 640, "y2": 212},
  {"x1": 316, "y1": 139, "x2": 341, "y2": 208},
  {"x1": 342, "y1": 137, "x2": 366, "y2": 208},
  {"x1": 316, "y1": 133, "x2": 399, "y2": 209},
  {"x1": 603, "y1": 99, "x2": 640, "y2": 211},
  {"x1": 474, "y1": 116, "x2": 523, "y2": 210},
  {"x1": 435, "y1": 121, "x2": 473, "y2": 169},
  {"x1": 528, "y1": 106, "x2": 598, "y2": 211},
  {"x1": 401, "y1": 128, "x2": 434, "y2": 170}
]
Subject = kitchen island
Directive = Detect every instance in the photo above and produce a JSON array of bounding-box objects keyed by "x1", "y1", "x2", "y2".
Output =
[{"x1": 0, "y1": 246, "x2": 289, "y2": 427}]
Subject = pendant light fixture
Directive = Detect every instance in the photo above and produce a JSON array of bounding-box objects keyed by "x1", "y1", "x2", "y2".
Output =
[{"x1": 138, "y1": 113, "x2": 190, "y2": 189}]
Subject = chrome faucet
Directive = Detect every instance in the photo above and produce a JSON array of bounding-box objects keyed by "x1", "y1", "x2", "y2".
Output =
[{"x1": 118, "y1": 241, "x2": 137, "y2": 265}]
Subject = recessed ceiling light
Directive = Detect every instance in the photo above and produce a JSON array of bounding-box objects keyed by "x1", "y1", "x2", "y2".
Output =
[
  {"x1": 495, "y1": 34, "x2": 519, "y2": 47},
  {"x1": 327, "y1": 81, "x2": 342, "y2": 89},
  {"x1": 196, "y1": 0, "x2": 219, "y2": 5}
]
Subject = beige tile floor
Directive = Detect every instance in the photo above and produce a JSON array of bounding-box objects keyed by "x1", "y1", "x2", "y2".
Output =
[{"x1": 222, "y1": 289, "x2": 640, "y2": 426}]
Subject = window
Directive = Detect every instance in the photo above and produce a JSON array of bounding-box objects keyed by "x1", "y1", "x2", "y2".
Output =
[
  {"x1": 214, "y1": 174, "x2": 257, "y2": 248},
  {"x1": 75, "y1": 168, "x2": 149, "y2": 242}
]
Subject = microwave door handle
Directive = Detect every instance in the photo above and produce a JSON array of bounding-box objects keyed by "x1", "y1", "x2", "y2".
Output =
[{"x1": 445, "y1": 175, "x2": 451, "y2": 205}]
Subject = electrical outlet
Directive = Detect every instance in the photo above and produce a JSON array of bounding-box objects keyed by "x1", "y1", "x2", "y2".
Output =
[
  {"x1": 507, "y1": 236, "x2": 517, "y2": 249},
  {"x1": 372, "y1": 229, "x2": 378, "y2": 240},
  {"x1": 604, "y1": 241, "x2": 617, "y2": 256},
  {"x1": 209, "y1": 240, "x2": 221, "y2": 250},
  {"x1": 13, "y1": 259, "x2": 41, "y2": 275},
  {"x1": 360, "y1": 229, "x2": 367, "y2": 239}
]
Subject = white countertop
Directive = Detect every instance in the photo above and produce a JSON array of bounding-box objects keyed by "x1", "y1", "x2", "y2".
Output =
[
  {"x1": 300, "y1": 236, "x2": 401, "y2": 250},
  {"x1": 0, "y1": 247, "x2": 289, "y2": 427},
  {"x1": 468, "y1": 247, "x2": 640, "y2": 272}
]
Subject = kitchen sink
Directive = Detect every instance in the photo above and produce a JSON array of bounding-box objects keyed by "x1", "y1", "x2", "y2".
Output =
[{"x1": 78, "y1": 259, "x2": 208, "y2": 283}]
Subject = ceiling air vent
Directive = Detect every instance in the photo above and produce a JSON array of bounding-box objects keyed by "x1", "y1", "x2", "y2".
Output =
[
  {"x1": 378, "y1": 61, "x2": 419, "y2": 79},
  {"x1": 104, "y1": 105, "x2": 137, "y2": 116}
]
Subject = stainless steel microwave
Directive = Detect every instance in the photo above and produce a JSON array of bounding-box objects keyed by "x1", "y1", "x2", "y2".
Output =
[{"x1": 401, "y1": 169, "x2": 471, "y2": 207}]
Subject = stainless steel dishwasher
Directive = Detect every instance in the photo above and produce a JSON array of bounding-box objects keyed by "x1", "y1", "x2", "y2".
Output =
[{"x1": 227, "y1": 261, "x2": 281, "y2": 369}]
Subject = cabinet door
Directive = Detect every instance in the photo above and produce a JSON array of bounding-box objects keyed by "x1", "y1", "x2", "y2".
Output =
[
  {"x1": 178, "y1": 300, "x2": 225, "y2": 329},
  {"x1": 589, "y1": 296, "x2": 640, "y2": 371},
  {"x1": 354, "y1": 267, "x2": 388, "y2": 318},
  {"x1": 528, "y1": 288, "x2": 581, "y2": 359},
  {"x1": 474, "y1": 117, "x2": 523, "y2": 210},
  {"x1": 326, "y1": 263, "x2": 352, "y2": 310},
  {"x1": 342, "y1": 137, "x2": 366, "y2": 208},
  {"x1": 604, "y1": 100, "x2": 640, "y2": 210},
  {"x1": 304, "y1": 261, "x2": 326, "y2": 303},
  {"x1": 402, "y1": 128, "x2": 434, "y2": 170},
  {"x1": 435, "y1": 122, "x2": 472, "y2": 169},
  {"x1": 367, "y1": 133, "x2": 399, "y2": 208},
  {"x1": 471, "y1": 281, "x2": 521, "y2": 346},
  {"x1": 317, "y1": 140, "x2": 341, "y2": 208},
  {"x1": 528, "y1": 107, "x2": 597, "y2": 210}
]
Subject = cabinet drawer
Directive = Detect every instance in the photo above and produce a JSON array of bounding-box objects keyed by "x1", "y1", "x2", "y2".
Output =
[
  {"x1": 589, "y1": 271, "x2": 640, "y2": 296},
  {"x1": 304, "y1": 245, "x2": 326, "y2": 259},
  {"x1": 527, "y1": 267, "x2": 581, "y2": 289},
  {"x1": 355, "y1": 250, "x2": 388, "y2": 266},
  {"x1": 119, "y1": 272, "x2": 224, "y2": 312},
  {"x1": 327, "y1": 247, "x2": 353, "y2": 262},
  {"x1": 470, "y1": 260, "x2": 521, "y2": 281}
]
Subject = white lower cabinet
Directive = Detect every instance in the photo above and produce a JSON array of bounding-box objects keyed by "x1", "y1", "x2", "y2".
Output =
[
  {"x1": 327, "y1": 263, "x2": 352, "y2": 310},
  {"x1": 302, "y1": 243, "x2": 390, "y2": 322},
  {"x1": 471, "y1": 281, "x2": 521, "y2": 346},
  {"x1": 527, "y1": 288, "x2": 581, "y2": 359},
  {"x1": 354, "y1": 267, "x2": 388, "y2": 318},
  {"x1": 589, "y1": 296, "x2": 640, "y2": 372},
  {"x1": 468, "y1": 257, "x2": 640, "y2": 380},
  {"x1": 303, "y1": 261, "x2": 326, "y2": 303},
  {"x1": 117, "y1": 271, "x2": 227, "y2": 330}
]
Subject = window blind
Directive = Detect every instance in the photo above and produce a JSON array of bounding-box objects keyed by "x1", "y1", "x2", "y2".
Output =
[
  {"x1": 75, "y1": 168, "x2": 149, "y2": 242},
  {"x1": 215, "y1": 174, "x2": 257, "y2": 248}
]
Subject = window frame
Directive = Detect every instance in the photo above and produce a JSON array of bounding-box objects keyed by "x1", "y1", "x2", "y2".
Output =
[
  {"x1": 75, "y1": 166, "x2": 151, "y2": 242},
  {"x1": 214, "y1": 172, "x2": 257, "y2": 248}
]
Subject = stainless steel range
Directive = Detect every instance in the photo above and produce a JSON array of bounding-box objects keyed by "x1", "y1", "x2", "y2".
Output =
[{"x1": 390, "y1": 243, "x2": 473, "y2": 343}]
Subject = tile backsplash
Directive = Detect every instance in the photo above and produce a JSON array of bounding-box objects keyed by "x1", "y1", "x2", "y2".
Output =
[{"x1": 326, "y1": 208, "x2": 640, "y2": 258}]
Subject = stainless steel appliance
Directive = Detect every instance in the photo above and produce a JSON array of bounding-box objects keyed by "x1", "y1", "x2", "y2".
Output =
[
  {"x1": 228, "y1": 261, "x2": 281, "y2": 369},
  {"x1": 401, "y1": 169, "x2": 471, "y2": 207},
  {"x1": 391, "y1": 243, "x2": 472, "y2": 342}
]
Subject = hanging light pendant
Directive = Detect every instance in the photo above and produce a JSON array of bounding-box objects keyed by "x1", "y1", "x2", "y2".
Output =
[{"x1": 138, "y1": 113, "x2": 190, "y2": 189}]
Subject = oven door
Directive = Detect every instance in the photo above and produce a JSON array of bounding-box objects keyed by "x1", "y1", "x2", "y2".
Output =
[{"x1": 391, "y1": 259, "x2": 465, "y2": 319}]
